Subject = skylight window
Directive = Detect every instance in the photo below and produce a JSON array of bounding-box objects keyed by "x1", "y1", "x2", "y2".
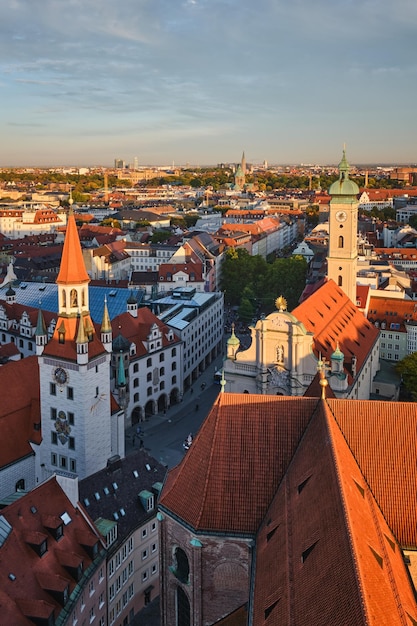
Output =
[
  {"x1": 133, "y1": 470, "x2": 139, "y2": 478},
  {"x1": 94, "y1": 492, "x2": 101, "y2": 500},
  {"x1": 103, "y1": 487, "x2": 110, "y2": 495},
  {"x1": 112, "y1": 482, "x2": 118, "y2": 491},
  {"x1": 60, "y1": 512, "x2": 72, "y2": 525},
  {"x1": 84, "y1": 498, "x2": 90, "y2": 507},
  {"x1": 120, "y1": 508, "x2": 126, "y2": 517},
  {"x1": 113, "y1": 512, "x2": 119, "y2": 521}
]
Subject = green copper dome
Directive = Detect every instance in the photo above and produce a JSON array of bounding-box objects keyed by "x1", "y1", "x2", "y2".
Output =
[
  {"x1": 331, "y1": 343, "x2": 344, "y2": 361},
  {"x1": 329, "y1": 149, "x2": 359, "y2": 198}
]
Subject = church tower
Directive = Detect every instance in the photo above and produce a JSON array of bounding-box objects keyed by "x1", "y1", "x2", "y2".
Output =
[
  {"x1": 37, "y1": 211, "x2": 118, "y2": 483},
  {"x1": 327, "y1": 149, "x2": 359, "y2": 303}
]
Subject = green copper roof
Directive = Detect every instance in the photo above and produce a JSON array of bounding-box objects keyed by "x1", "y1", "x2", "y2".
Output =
[
  {"x1": 329, "y1": 149, "x2": 359, "y2": 198},
  {"x1": 35, "y1": 308, "x2": 47, "y2": 336},
  {"x1": 331, "y1": 343, "x2": 344, "y2": 361}
]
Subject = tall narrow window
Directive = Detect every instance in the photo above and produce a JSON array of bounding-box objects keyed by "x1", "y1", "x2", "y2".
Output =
[
  {"x1": 176, "y1": 586, "x2": 190, "y2": 626},
  {"x1": 338, "y1": 275, "x2": 343, "y2": 287},
  {"x1": 338, "y1": 235, "x2": 344, "y2": 248}
]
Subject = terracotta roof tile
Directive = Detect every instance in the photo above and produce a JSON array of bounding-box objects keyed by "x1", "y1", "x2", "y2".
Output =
[
  {"x1": 293, "y1": 280, "x2": 379, "y2": 378},
  {"x1": 0, "y1": 477, "x2": 103, "y2": 624},
  {"x1": 0, "y1": 356, "x2": 40, "y2": 469},
  {"x1": 160, "y1": 393, "x2": 318, "y2": 534},
  {"x1": 253, "y1": 399, "x2": 417, "y2": 625},
  {"x1": 328, "y1": 399, "x2": 417, "y2": 549}
]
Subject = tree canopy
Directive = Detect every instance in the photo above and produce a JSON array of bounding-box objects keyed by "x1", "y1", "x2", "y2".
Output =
[
  {"x1": 220, "y1": 248, "x2": 307, "y2": 315},
  {"x1": 396, "y1": 352, "x2": 417, "y2": 401}
]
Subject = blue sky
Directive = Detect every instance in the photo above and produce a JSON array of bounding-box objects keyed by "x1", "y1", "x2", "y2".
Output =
[{"x1": 1, "y1": 0, "x2": 416, "y2": 167}]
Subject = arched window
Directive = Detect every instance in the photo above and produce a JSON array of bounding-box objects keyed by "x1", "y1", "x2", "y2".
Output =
[
  {"x1": 176, "y1": 586, "x2": 190, "y2": 626},
  {"x1": 70, "y1": 289, "x2": 78, "y2": 307},
  {"x1": 338, "y1": 235, "x2": 344, "y2": 248},
  {"x1": 338, "y1": 275, "x2": 343, "y2": 287},
  {"x1": 62, "y1": 290, "x2": 66, "y2": 307},
  {"x1": 134, "y1": 393, "x2": 139, "y2": 402},
  {"x1": 82, "y1": 289, "x2": 86, "y2": 307},
  {"x1": 133, "y1": 378, "x2": 139, "y2": 388},
  {"x1": 133, "y1": 363, "x2": 139, "y2": 373},
  {"x1": 15, "y1": 479, "x2": 25, "y2": 492},
  {"x1": 173, "y1": 548, "x2": 190, "y2": 584}
]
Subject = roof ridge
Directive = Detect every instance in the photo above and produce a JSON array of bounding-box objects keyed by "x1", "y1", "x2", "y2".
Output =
[
  {"x1": 194, "y1": 394, "x2": 223, "y2": 529},
  {"x1": 321, "y1": 400, "x2": 369, "y2": 621},
  {"x1": 322, "y1": 399, "x2": 415, "y2": 624}
]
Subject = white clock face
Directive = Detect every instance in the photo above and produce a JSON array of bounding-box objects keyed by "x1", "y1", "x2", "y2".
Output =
[{"x1": 335, "y1": 211, "x2": 347, "y2": 222}]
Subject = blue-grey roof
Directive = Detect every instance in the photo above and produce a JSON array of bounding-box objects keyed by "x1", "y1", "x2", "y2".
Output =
[{"x1": 0, "y1": 281, "x2": 144, "y2": 323}]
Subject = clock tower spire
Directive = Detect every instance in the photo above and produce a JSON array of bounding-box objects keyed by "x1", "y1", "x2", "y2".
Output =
[
  {"x1": 37, "y1": 210, "x2": 122, "y2": 483},
  {"x1": 327, "y1": 148, "x2": 359, "y2": 303}
]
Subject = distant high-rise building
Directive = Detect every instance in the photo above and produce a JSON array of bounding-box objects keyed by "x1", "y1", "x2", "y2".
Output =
[{"x1": 114, "y1": 158, "x2": 125, "y2": 169}]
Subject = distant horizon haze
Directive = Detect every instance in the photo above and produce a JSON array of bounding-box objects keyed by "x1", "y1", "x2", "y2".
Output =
[{"x1": 1, "y1": 0, "x2": 416, "y2": 168}]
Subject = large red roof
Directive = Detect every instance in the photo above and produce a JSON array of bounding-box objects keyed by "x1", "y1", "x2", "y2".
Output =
[
  {"x1": 293, "y1": 279, "x2": 379, "y2": 379},
  {"x1": 0, "y1": 478, "x2": 103, "y2": 624},
  {"x1": 0, "y1": 356, "x2": 40, "y2": 469},
  {"x1": 160, "y1": 392, "x2": 417, "y2": 624}
]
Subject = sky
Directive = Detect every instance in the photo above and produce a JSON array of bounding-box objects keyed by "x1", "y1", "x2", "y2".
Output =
[{"x1": 1, "y1": 0, "x2": 417, "y2": 168}]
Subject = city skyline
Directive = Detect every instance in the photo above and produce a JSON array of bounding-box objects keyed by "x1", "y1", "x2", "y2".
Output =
[{"x1": 1, "y1": 0, "x2": 417, "y2": 168}]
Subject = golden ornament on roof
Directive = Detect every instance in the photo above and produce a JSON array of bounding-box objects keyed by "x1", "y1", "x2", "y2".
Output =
[{"x1": 275, "y1": 296, "x2": 287, "y2": 312}]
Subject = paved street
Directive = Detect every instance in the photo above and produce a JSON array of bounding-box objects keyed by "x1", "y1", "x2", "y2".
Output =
[{"x1": 125, "y1": 355, "x2": 224, "y2": 468}]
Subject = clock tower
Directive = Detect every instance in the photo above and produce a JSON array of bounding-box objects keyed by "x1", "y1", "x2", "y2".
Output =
[
  {"x1": 37, "y1": 210, "x2": 121, "y2": 484},
  {"x1": 327, "y1": 149, "x2": 359, "y2": 303}
]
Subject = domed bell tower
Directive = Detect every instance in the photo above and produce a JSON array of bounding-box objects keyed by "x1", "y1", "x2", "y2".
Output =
[{"x1": 327, "y1": 149, "x2": 359, "y2": 303}]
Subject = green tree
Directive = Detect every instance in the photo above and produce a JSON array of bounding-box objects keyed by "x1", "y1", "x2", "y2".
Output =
[
  {"x1": 396, "y1": 353, "x2": 417, "y2": 401},
  {"x1": 220, "y1": 248, "x2": 254, "y2": 306},
  {"x1": 408, "y1": 214, "x2": 417, "y2": 230},
  {"x1": 151, "y1": 230, "x2": 172, "y2": 243},
  {"x1": 238, "y1": 297, "x2": 254, "y2": 323},
  {"x1": 266, "y1": 255, "x2": 308, "y2": 311}
]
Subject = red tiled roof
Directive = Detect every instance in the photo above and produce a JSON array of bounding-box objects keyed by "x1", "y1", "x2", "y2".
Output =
[
  {"x1": 0, "y1": 342, "x2": 21, "y2": 358},
  {"x1": 293, "y1": 280, "x2": 379, "y2": 379},
  {"x1": 252, "y1": 398, "x2": 417, "y2": 625},
  {"x1": 0, "y1": 477, "x2": 103, "y2": 624},
  {"x1": 328, "y1": 399, "x2": 417, "y2": 549},
  {"x1": 161, "y1": 392, "x2": 417, "y2": 624},
  {"x1": 160, "y1": 394, "x2": 318, "y2": 534},
  {"x1": 367, "y1": 295, "x2": 417, "y2": 332},
  {"x1": 110, "y1": 309, "x2": 181, "y2": 358},
  {"x1": 0, "y1": 356, "x2": 40, "y2": 469}
]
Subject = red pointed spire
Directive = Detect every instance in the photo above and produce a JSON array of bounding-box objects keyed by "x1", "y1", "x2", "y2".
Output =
[{"x1": 56, "y1": 212, "x2": 89, "y2": 284}]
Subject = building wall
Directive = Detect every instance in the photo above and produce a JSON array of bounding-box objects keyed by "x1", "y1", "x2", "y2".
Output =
[
  {"x1": 160, "y1": 512, "x2": 251, "y2": 626},
  {"x1": 70, "y1": 560, "x2": 107, "y2": 626},
  {"x1": 107, "y1": 518, "x2": 160, "y2": 625},
  {"x1": 168, "y1": 293, "x2": 224, "y2": 388},
  {"x1": 38, "y1": 352, "x2": 113, "y2": 481},
  {"x1": 0, "y1": 454, "x2": 36, "y2": 501}
]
